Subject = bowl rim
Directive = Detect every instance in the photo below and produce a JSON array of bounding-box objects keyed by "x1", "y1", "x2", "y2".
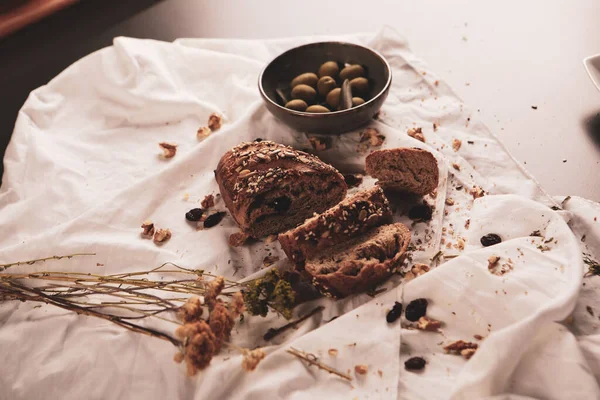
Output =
[{"x1": 258, "y1": 41, "x2": 392, "y2": 117}]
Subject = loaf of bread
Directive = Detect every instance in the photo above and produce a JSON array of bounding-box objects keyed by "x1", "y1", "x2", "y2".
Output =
[
  {"x1": 305, "y1": 223, "x2": 411, "y2": 298},
  {"x1": 214, "y1": 141, "x2": 347, "y2": 238},
  {"x1": 278, "y1": 186, "x2": 392, "y2": 267},
  {"x1": 365, "y1": 148, "x2": 439, "y2": 195}
]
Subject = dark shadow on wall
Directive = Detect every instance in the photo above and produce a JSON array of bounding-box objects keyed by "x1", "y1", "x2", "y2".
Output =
[
  {"x1": 0, "y1": 0, "x2": 163, "y2": 186},
  {"x1": 583, "y1": 110, "x2": 600, "y2": 148}
]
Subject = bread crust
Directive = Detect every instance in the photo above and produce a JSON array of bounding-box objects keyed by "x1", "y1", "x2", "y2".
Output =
[
  {"x1": 278, "y1": 186, "x2": 392, "y2": 267},
  {"x1": 215, "y1": 141, "x2": 347, "y2": 237}
]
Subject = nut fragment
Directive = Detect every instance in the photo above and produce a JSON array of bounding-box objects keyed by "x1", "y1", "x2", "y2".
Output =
[
  {"x1": 354, "y1": 365, "x2": 368, "y2": 375},
  {"x1": 470, "y1": 186, "x2": 485, "y2": 199},
  {"x1": 452, "y1": 162, "x2": 461, "y2": 171},
  {"x1": 404, "y1": 263, "x2": 430, "y2": 281},
  {"x1": 359, "y1": 128, "x2": 385, "y2": 147},
  {"x1": 488, "y1": 255, "x2": 500, "y2": 269},
  {"x1": 407, "y1": 127, "x2": 425, "y2": 142},
  {"x1": 201, "y1": 194, "x2": 215, "y2": 209},
  {"x1": 445, "y1": 198, "x2": 455, "y2": 206},
  {"x1": 443, "y1": 340, "x2": 478, "y2": 356},
  {"x1": 197, "y1": 126, "x2": 211, "y2": 139},
  {"x1": 461, "y1": 348, "x2": 476, "y2": 359},
  {"x1": 308, "y1": 136, "x2": 330, "y2": 151},
  {"x1": 228, "y1": 231, "x2": 250, "y2": 247},
  {"x1": 208, "y1": 113, "x2": 222, "y2": 131},
  {"x1": 159, "y1": 142, "x2": 177, "y2": 158},
  {"x1": 153, "y1": 228, "x2": 172, "y2": 244},
  {"x1": 416, "y1": 316, "x2": 442, "y2": 331},
  {"x1": 452, "y1": 139, "x2": 462, "y2": 152},
  {"x1": 141, "y1": 220, "x2": 155, "y2": 237},
  {"x1": 328, "y1": 349, "x2": 338, "y2": 357}
]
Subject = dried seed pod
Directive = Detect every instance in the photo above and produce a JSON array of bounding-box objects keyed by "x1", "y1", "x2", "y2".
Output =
[
  {"x1": 291, "y1": 72, "x2": 318, "y2": 89},
  {"x1": 317, "y1": 76, "x2": 337, "y2": 96},
  {"x1": 291, "y1": 84, "x2": 317, "y2": 103},
  {"x1": 326, "y1": 88, "x2": 341, "y2": 109},
  {"x1": 285, "y1": 99, "x2": 308, "y2": 112},
  {"x1": 352, "y1": 97, "x2": 365, "y2": 107},
  {"x1": 306, "y1": 105, "x2": 330, "y2": 113},
  {"x1": 350, "y1": 77, "x2": 369, "y2": 97},
  {"x1": 339, "y1": 64, "x2": 365, "y2": 81},
  {"x1": 318, "y1": 61, "x2": 340, "y2": 78}
]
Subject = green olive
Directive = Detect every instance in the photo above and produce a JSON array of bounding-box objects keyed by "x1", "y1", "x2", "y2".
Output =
[
  {"x1": 326, "y1": 88, "x2": 341, "y2": 109},
  {"x1": 318, "y1": 61, "x2": 340, "y2": 78},
  {"x1": 352, "y1": 97, "x2": 365, "y2": 107},
  {"x1": 349, "y1": 77, "x2": 369, "y2": 96},
  {"x1": 290, "y1": 72, "x2": 318, "y2": 89},
  {"x1": 317, "y1": 76, "x2": 337, "y2": 96},
  {"x1": 285, "y1": 99, "x2": 308, "y2": 111},
  {"x1": 306, "y1": 105, "x2": 330, "y2": 113},
  {"x1": 339, "y1": 64, "x2": 365, "y2": 81},
  {"x1": 291, "y1": 84, "x2": 317, "y2": 103}
]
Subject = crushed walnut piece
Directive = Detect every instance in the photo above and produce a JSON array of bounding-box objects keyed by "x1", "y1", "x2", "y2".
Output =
[
  {"x1": 141, "y1": 220, "x2": 155, "y2": 238},
  {"x1": 488, "y1": 255, "x2": 500, "y2": 269},
  {"x1": 153, "y1": 228, "x2": 172, "y2": 244},
  {"x1": 407, "y1": 127, "x2": 425, "y2": 142},
  {"x1": 456, "y1": 238, "x2": 465, "y2": 250},
  {"x1": 416, "y1": 316, "x2": 442, "y2": 332},
  {"x1": 197, "y1": 126, "x2": 211, "y2": 139},
  {"x1": 328, "y1": 349, "x2": 339, "y2": 357},
  {"x1": 488, "y1": 256, "x2": 513, "y2": 276},
  {"x1": 308, "y1": 136, "x2": 330, "y2": 151},
  {"x1": 404, "y1": 263, "x2": 430, "y2": 281},
  {"x1": 228, "y1": 231, "x2": 250, "y2": 247},
  {"x1": 159, "y1": 142, "x2": 177, "y2": 158},
  {"x1": 452, "y1": 139, "x2": 462, "y2": 152},
  {"x1": 470, "y1": 186, "x2": 485, "y2": 199},
  {"x1": 208, "y1": 113, "x2": 223, "y2": 131},
  {"x1": 359, "y1": 128, "x2": 386, "y2": 147},
  {"x1": 201, "y1": 194, "x2": 215, "y2": 209},
  {"x1": 263, "y1": 255, "x2": 279, "y2": 267},
  {"x1": 445, "y1": 198, "x2": 455, "y2": 206},
  {"x1": 354, "y1": 365, "x2": 369, "y2": 375},
  {"x1": 443, "y1": 340, "x2": 478, "y2": 359},
  {"x1": 452, "y1": 162, "x2": 461, "y2": 171}
]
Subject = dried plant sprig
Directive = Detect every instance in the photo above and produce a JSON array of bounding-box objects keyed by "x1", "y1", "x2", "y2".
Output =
[
  {"x1": 0, "y1": 252, "x2": 96, "y2": 272},
  {"x1": 287, "y1": 347, "x2": 353, "y2": 381}
]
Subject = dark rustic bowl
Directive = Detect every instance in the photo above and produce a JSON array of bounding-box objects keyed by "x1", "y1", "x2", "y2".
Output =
[{"x1": 258, "y1": 42, "x2": 392, "y2": 135}]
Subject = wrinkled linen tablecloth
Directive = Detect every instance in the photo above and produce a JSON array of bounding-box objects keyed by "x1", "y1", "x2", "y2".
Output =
[{"x1": 1, "y1": 26, "x2": 600, "y2": 400}]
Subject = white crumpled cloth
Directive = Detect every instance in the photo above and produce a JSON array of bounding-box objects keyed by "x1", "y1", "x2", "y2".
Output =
[{"x1": 1, "y1": 26, "x2": 599, "y2": 399}]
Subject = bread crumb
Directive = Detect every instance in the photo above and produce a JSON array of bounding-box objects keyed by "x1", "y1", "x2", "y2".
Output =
[
  {"x1": 445, "y1": 198, "x2": 455, "y2": 206},
  {"x1": 407, "y1": 127, "x2": 425, "y2": 142},
  {"x1": 473, "y1": 334, "x2": 484, "y2": 340},
  {"x1": 159, "y1": 142, "x2": 177, "y2": 158},
  {"x1": 488, "y1": 255, "x2": 500, "y2": 269},
  {"x1": 433, "y1": 122, "x2": 438, "y2": 132},
  {"x1": 452, "y1": 162, "x2": 461, "y2": 171},
  {"x1": 201, "y1": 194, "x2": 215, "y2": 209},
  {"x1": 416, "y1": 316, "x2": 442, "y2": 331},
  {"x1": 328, "y1": 349, "x2": 338, "y2": 357},
  {"x1": 355, "y1": 365, "x2": 368, "y2": 375},
  {"x1": 228, "y1": 231, "x2": 250, "y2": 247},
  {"x1": 264, "y1": 235, "x2": 277, "y2": 244},
  {"x1": 470, "y1": 186, "x2": 485, "y2": 199},
  {"x1": 377, "y1": 370, "x2": 383, "y2": 377},
  {"x1": 457, "y1": 238, "x2": 465, "y2": 250},
  {"x1": 359, "y1": 128, "x2": 385, "y2": 147},
  {"x1": 308, "y1": 136, "x2": 329, "y2": 151},
  {"x1": 452, "y1": 139, "x2": 462, "y2": 152},
  {"x1": 182, "y1": 193, "x2": 190, "y2": 201},
  {"x1": 208, "y1": 113, "x2": 222, "y2": 131}
]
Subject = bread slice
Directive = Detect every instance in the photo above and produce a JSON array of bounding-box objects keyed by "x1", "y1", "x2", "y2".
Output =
[
  {"x1": 365, "y1": 148, "x2": 439, "y2": 195},
  {"x1": 278, "y1": 186, "x2": 392, "y2": 267},
  {"x1": 215, "y1": 141, "x2": 347, "y2": 237},
  {"x1": 305, "y1": 223, "x2": 411, "y2": 298}
]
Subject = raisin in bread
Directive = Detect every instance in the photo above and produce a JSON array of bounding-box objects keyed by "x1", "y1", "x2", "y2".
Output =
[
  {"x1": 365, "y1": 148, "x2": 439, "y2": 195},
  {"x1": 278, "y1": 186, "x2": 392, "y2": 267},
  {"x1": 305, "y1": 223, "x2": 411, "y2": 298},
  {"x1": 215, "y1": 141, "x2": 347, "y2": 238}
]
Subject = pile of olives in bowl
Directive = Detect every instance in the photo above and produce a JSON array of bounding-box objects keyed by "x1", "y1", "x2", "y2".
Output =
[{"x1": 282, "y1": 61, "x2": 370, "y2": 113}]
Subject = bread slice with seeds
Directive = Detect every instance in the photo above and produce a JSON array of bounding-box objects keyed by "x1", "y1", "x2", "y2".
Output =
[
  {"x1": 215, "y1": 141, "x2": 347, "y2": 238},
  {"x1": 365, "y1": 148, "x2": 439, "y2": 195},
  {"x1": 278, "y1": 186, "x2": 392, "y2": 267},
  {"x1": 305, "y1": 223, "x2": 411, "y2": 298}
]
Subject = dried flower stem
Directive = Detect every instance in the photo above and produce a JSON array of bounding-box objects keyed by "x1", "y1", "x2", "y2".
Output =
[
  {"x1": 0, "y1": 252, "x2": 96, "y2": 272},
  {"x1": 287, "y1": 347, "x2": 352, "y2": 381},
  {"x1": 263, "y1": 306, "x2": 324, "y2": 341}
]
